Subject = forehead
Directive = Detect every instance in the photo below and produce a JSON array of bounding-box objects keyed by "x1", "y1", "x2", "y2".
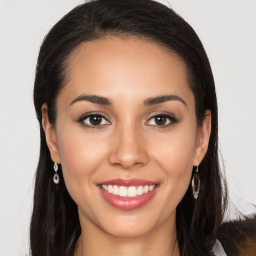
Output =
[{"x1": 60, "y1": 36, "x2": 194, "y2": 107}]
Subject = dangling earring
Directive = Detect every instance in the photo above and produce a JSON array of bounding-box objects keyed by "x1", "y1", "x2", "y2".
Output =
[
  {"x1": 192, "y1": 165, "x2": 200, "y2": 199},
  {"x1": 53, "y1": 162, "x2": 60, "y2": 184}
]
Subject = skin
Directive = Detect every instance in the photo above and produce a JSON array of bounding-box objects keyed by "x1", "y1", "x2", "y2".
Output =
[{"x1": 42, "y1": 36, "x2": 211, "y2": 256}]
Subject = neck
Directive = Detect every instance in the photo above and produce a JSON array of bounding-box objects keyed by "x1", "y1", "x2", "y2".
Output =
[{"x1": 74, "y1": 213, "x2": 180, "y2": 256}]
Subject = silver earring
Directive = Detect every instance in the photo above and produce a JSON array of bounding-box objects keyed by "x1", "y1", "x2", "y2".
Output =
[
  {"x1": 192, "y1": 166, "x2": 200, "y2": 199},
  {"x1": 53, "y1": 162, "x2": 60, "y2": 184}
]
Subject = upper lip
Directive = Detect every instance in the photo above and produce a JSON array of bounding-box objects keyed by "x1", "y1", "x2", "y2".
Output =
[{"x1": 98, "y1": 178, "x2": 158, "y2": 186}]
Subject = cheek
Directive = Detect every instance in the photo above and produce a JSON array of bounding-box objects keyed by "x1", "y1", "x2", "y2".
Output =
[
  {"x1": 151, "y1": 123, "x2": 197, "y2": 193},
  {"x1": 55, "y1": 125, "x2": 107, "y2": 202}
]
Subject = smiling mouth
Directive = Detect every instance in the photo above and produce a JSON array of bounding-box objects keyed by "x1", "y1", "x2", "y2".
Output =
[
  {"x1": 100, "y1": 184, "x2": 156, "y2": 197},
  {"x1": 98, "y1": 179, "x2": 159, "y2": 210}
]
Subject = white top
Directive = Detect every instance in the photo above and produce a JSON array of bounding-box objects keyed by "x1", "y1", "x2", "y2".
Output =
[{"x1": 212, "y1": 239, "x2": 227, "y2": 256}]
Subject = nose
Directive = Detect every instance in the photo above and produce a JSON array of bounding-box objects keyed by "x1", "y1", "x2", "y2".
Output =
[{"x1": 108, "y1": 124, "x2": 148, "y2": 169}]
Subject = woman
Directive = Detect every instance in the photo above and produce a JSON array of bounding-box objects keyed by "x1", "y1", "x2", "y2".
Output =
[{"x1": 30, "y1": 0, "x2": 255, "y2": 255}]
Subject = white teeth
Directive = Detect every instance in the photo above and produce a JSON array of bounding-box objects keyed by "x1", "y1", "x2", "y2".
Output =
[
  {"x1": 143, "y1": 185, "x2": 149, "y2": 193},
  {"x1": 119, "y1": 186, "x2": 127, "y2": 197},
  {"x1": 108, "y1": 185, "x2": 113, "y2": 193},
  {"x1": 137, "y1": 186, "x2": 144, "y2": 195},
  {"x1": 149, "y1": 185, "x2": 154, "y2": 191},
  {"x1": 101, "y1": 184, "x2": 156, "y2": 197},
  {"x1": 128, "y1": 186, "x2": 137, "y2": 197},
  {"x1": 113, "y1": 185, "x2": 119, "y2": 195}
]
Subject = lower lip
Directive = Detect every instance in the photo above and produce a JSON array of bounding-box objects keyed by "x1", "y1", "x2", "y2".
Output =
[{"x1": 99, "y1": 186, "x2": 159, "y2": 210}]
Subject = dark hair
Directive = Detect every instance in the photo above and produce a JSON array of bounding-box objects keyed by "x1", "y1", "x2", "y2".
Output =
[{"x1": 31, "y1": 0, "x2": 227, "y2": 255}]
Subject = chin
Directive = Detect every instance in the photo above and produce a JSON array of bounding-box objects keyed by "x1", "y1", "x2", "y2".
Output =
[
  {"x1": 96, "y1": 210, "x2": 166, "y2": 239},
  {"x1": 103, "y1": 221, "x2": 156, "y2": 238}
]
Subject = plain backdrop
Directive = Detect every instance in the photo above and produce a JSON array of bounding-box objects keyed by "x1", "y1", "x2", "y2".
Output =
[{"x1": 0, "y1": 0, "x2": 255, "y2": 255}]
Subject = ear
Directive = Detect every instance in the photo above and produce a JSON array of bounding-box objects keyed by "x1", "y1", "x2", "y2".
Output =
[
  {"x1": 41, "y1": 103, "x2": 61, "y2": 163},
  {"x1": 193, "y1": 110, "x2": 211, "y2": 166}
]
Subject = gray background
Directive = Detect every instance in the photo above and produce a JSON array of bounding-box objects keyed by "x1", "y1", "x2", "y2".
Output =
[{"x1": 0, "y1": 0, "x2": 255, "y2": 255}]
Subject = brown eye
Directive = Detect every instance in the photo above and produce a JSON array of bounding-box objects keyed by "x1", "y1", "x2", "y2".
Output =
[
  {"x1": 147, "y1": 114, "x2": 177, "y2": 127},
  {"x1": 89, "y1": 115, "x2": 103, "y2": 126},
  {"x1": 79, "y1": 113, "x2": 110, "y2": 127},
  {"x1": 154, "y1": 116, "x2": 167, "y2": 126}
]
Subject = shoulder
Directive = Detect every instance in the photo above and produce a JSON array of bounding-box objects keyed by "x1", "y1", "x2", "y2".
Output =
[{"x1": 218, "y1": 214, "x2": 256, "y2": 256}]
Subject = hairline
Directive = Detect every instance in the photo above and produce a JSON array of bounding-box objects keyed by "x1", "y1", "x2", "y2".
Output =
[{"x1": 53, "y1": 33, "x2": 196, "y2": 121}]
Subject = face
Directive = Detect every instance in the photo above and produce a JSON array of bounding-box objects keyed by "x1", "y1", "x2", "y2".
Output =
[{"x1": 43, "y1": 37, "x2": 211, "y2": 238}]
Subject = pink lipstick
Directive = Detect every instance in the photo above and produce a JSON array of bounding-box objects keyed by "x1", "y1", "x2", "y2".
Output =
[{"x1": 98, "y1": 178, "x2": 159, "y2": 210}]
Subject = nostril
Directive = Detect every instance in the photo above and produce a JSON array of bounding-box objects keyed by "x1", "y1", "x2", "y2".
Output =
[
  {"x1": 108, "y1": 131, "x2": 149, "y2": 168},
  {"x1": 112, "y1": 161, "x2": 143, "y2": 169}
]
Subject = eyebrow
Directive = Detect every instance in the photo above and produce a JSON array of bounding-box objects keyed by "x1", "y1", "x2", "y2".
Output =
[
  {"x1": 69, "y1": 94, "x2": 187, "y2": 107},
  {"x1": 144, "y1": 95, "x2": 187, "y2": 107},
  {"x1": 70, "y1": 95, "x2": 111, "y2": 106}
]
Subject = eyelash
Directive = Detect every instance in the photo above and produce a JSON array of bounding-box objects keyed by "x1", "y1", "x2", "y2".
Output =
[
  {"x1": 146, "y1": 112, "x2": 178, "y2": 128},
  {"x1": 78, "y1": 111, "x2": 178, "y2": 129},
  {"x1": 78, "y1": 112, "x2": 110, "y2": 129}
]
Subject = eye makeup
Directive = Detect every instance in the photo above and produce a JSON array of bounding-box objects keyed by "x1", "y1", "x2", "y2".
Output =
[
  {"x1": 77, "y1": 110, "x2": 179, "y2": 130},
  {"x1": 77, "y1": 111, "x2": 111, "y2": 129}
]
